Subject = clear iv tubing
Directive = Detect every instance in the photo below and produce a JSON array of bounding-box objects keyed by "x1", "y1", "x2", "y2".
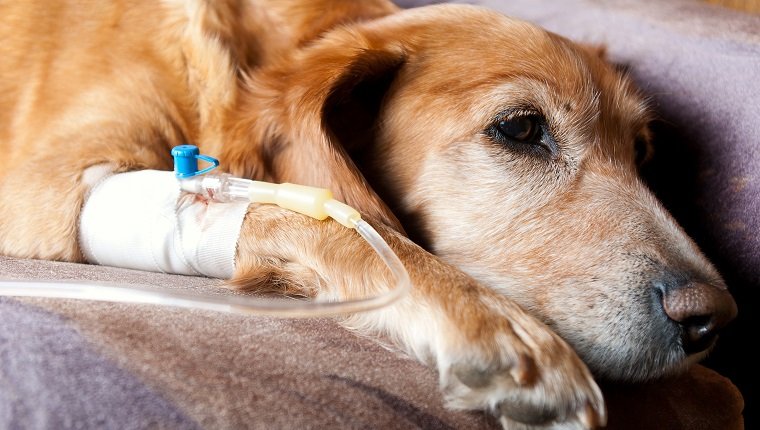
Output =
[{"x1": 0, "y1": 174, "x2": 411, "y2": 318}]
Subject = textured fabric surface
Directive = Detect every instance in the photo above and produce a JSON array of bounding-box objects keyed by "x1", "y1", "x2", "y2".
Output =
[
  {"x1": 0, "y1": 298, "x2": 199, "y2": 430},
  {"x1": 0, "y1": 257, "x2": 499, "y2": 429},
  {"x1": 0, "y1": 256, "x2": 744, "y2": 429}
]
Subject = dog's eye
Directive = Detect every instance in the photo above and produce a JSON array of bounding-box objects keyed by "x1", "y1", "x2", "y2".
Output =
[
  {"x1": 496, "y1": 116, "x2": 540, "y2": 143},
  {"x1": 487, "y1": 113, "x2": 556, "y2": 156}
]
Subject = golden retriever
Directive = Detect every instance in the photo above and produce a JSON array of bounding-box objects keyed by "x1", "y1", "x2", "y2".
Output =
[{"x1": 0, "y1": 0, "x2": 738, "y2": 428}]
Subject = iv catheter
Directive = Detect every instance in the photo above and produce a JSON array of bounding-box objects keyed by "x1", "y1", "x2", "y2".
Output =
[{"x1": 0, "y1": 145, "x2": 411, "y2": 317}]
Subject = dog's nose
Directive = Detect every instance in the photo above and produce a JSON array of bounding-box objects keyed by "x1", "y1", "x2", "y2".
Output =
[{"x1": 660, "y1": 281, "x2": 737, "y2": 354}]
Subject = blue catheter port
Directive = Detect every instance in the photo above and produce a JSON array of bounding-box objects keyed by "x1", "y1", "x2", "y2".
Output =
[{"x1": 171, "y1": 144, "x2": 219, "y2": 178}]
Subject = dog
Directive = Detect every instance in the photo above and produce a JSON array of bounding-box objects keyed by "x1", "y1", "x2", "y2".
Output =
[{"x1": 0, "y1": 0, "x2": 738, "y2": 428}]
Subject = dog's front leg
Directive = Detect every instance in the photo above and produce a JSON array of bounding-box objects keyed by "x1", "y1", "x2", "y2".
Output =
[
  {"x1": 234, "y1": 204, "x2": 605, "y2": 429},
  {"x1": 0, "y1": 148, "x2": 166, "y2": 262}
]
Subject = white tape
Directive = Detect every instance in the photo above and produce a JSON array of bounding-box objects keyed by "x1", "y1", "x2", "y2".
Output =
[{"x1": 79, "y1": 170, "x2": 249, "y2": 278}]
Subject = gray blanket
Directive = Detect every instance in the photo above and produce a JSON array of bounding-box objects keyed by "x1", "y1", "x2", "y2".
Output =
[{"x1": 0, "y1": 256, "x2": 744, "y2": 429}]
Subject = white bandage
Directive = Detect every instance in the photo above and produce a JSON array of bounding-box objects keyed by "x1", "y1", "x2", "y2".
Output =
[{"x1": 79, "y1": 170, "x2": 249, "y2": 279}]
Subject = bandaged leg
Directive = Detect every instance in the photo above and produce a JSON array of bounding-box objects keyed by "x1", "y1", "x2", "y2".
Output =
[{"x1": 79, "y1": 169, "x2": 249, "y2": 278}]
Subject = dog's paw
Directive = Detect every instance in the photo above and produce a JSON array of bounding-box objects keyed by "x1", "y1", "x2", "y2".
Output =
[{"x1": 437, "y1": 303, "x2": 606, "y2": 429}]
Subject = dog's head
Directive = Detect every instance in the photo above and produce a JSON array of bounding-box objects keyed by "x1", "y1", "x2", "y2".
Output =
[{"x1": 234, "y1": 4, "x2": 737, "y2": 381}]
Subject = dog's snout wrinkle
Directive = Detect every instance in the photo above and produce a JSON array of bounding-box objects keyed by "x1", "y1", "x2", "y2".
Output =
[{"x1": 660, "y1": 281, "x2": 737, "y2": 355}]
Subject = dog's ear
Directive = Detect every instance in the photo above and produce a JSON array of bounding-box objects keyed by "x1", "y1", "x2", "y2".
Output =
[
  {"x1": 582, "y1": 44, "x2": 607, "y2": 60},
  {"x1": 232, "y1": 34, "x2": 407, "y2": 229}
]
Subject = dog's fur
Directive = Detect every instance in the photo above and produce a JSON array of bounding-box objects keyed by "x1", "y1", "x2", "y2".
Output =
[{"x1": 0, "y1": 0, "x2": 737, "y2": 428}]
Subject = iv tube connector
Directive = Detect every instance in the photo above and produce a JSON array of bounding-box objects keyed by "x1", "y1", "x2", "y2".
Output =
[{"x1": 178, "y1": 175, "x2": 362, "y2": 229}]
